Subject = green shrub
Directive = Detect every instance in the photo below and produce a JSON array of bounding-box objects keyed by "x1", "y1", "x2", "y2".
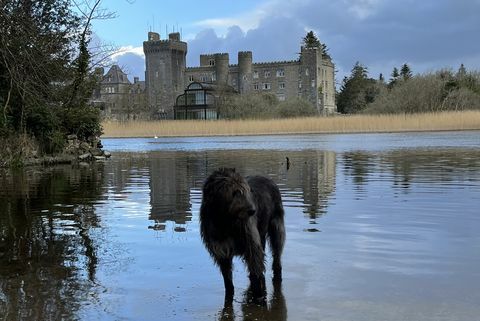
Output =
[
  {"x1": 61, "y1": 105, "x2": 103, "y2": 141},
  {"x1": 24, "y1": 104, "x2": 62, "y2": 154},
  {"x1": 278, "y1": 97, "x2": 317, "y2": 118},
  {"x1": 218, "y1": 93, "x2": 279, "y2": 119}
]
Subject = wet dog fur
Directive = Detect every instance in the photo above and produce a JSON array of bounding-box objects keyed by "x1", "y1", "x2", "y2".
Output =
[{"x1": 200, "y1": 168, "x2": 285, "y2": 301}]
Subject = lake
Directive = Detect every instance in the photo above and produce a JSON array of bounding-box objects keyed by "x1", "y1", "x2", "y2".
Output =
[{"x1": 1, "y1": 131, "x2": 480, "y2": 321}]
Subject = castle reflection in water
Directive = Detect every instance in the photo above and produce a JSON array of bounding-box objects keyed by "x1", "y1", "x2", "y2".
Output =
[{"x1": 105, "y1": 149, "x2": 337, "y2": 232}]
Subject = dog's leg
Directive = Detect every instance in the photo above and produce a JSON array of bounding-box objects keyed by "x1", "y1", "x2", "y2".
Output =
[
  {"x1": 218, "y1": 258, "x2": 234, "y2": 301},
  {"x1": 269, "y1": 215, "x2": 285, "y2": 283},
  {"x1": 244, "y1": 223, "x2": 266, "y2": 299}
]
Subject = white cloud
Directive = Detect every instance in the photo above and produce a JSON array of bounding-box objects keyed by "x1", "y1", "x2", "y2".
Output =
[
  {"x1": 191, "y1": 0, "x2": 308, "y2": 35},
  {"x1": 112, "y1": 45, "x2": 145, "y2": 59},
  {"x1": 193, "y1": 6, "x2": 267, "y2": 35},
  {"x1": 347, "y1": 0, "x2": 383, "y2": 19},
  {"x1": 106, "y1": 0, "x2": 480, "y2": 83}
]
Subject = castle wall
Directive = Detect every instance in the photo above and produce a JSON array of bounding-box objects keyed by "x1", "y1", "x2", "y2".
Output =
[
  {"x1": 183, "y1": 54, "x2": 335, "y2": 115},
  {"x1": 250, "y1": 61, "x2": 301, "y2": 101},
  {"x1": 101, "y1": 32, "x2": 338, "y2": 119}
]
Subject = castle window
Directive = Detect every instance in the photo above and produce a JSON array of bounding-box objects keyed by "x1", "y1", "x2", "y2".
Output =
[
  {"x1": 201, "y1": 75, "x2": 208, "y2": 82},
  {"x1": 311, "y1": 80, "x2": 315, "y2": 87},
  {"x1": 155, "y1": 71, "x2": 159, "y2": 78},
  {"x1": 276, "y1": 69, "x2": 285, "y2": 77},
  {"x1": 189, "y1": 75, "x2": 194, "y2": 82},
  {"x1": 305, "y1": 68, "x2": 309, "y2": 76},
  {"x1": 278, "y1": 82, "x2": 285, "y2": 89},
  {"x1": 263, "y1": 83, "x2": 271, "y2": 90},
  {"x1": 212, "y1": 73, "x2": 216, "y2": 81},
  {"x1": 232, "y1": 79, "x2": 237, "y2": 86},
  {"x1": 277, "y1": 93, "x2": 285, "y2": 101},
  {"x1": 264, "y1": 71, "x2": 271, "y2": 78},
  {"x1": 253, "y1": 71, "x2": 259, "y2": 79},
  {"x1": 253, "y1": 83, "x2": 259, "y2": 90},
  {"x1": 298, "y1": 81, "x2": 302, "y2": 89},
  {"x1": 209, "y1": 59, "x2": 215, "y2": 66}
]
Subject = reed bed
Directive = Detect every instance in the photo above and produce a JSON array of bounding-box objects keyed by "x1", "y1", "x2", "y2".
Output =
[{"x1": 101, "y1": 111, "x2": 480, "y2": 138}]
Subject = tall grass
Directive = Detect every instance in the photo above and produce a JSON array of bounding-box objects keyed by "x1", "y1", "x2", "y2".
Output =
[{"x1": 102, "y1": 111, "x2": 480, "y2": 138}]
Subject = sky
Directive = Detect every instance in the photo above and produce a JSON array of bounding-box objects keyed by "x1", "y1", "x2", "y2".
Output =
[{"x1": 91, "y1": 0, "x2": 480, "y2": 85}]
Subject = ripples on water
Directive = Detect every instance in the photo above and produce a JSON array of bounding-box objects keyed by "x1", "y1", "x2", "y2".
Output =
[{"x1": 1, "y1": 131, "x2": 480, "y2": 320}]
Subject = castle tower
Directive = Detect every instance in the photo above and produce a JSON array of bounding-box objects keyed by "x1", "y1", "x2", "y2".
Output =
[
  {"x1": 143, "y1": 31, "x2": 187, "y2": 118},
  {"x1": 238, "y1": 51, "x2": 252, "y2": 94},
  {"x1": 299, "y1": 46, "x2": 322, "y2": 112},
  {"x1": 299, "y1": 44, "x2": 336, "y2": 115},
  {"x1": 214, "y1": 53, "x2": 229, "y2": 86}
]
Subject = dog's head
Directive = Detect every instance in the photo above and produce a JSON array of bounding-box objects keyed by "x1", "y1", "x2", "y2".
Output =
[{"x1": 202, "y1": 168, "x2": 256, "y2": 220}]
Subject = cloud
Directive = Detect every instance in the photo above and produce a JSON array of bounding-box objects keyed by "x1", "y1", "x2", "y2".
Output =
[
  {"x1": 107, "y1": 0, "x2": 480, "y2": 83},
  {"x1": 112, "y1": 46, "x2": 145, "y2": 59},
  {"x1": 113, "y1": 52, "x2": 145, "y2": 81}
]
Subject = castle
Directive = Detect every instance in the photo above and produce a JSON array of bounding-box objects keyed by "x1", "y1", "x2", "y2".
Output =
[{"x1": 92, "y1": 32, "x2": 336, "y2": 119}]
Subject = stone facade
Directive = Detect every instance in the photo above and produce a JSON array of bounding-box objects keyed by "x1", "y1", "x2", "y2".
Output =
[
  {"x1": 94, "y1": 31, "x2": 336, "y2": 119},
  {"x1": 143, "y1": 32, "x2": 187, "y2": 118},
  {"x1": 91, "y1": 65, "x2": 148, "y2": 120},
  {"x1": 184, "y1": 47, "x2": 336, "y2": 114}
]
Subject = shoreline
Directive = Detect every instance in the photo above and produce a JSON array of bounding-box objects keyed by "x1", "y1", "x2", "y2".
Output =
[
  {"x1": 101, "y1": 111, "x2": 480, "y2": 139},
  {"x1": 101, "y1": 127, "x2": 480, "y2": 139}
]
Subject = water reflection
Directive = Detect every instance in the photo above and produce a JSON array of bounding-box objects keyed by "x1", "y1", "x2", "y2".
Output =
[
  {"x1": 218, "y1": 283, "x2": 287, "y2": 321},
  {"x1": 1, "y1": 140, "x2": 480, "y2": 320},
  {"x1": 342, "y1": 149, "x2": 480, "y2": 193},
  {"x1": 107, "y1": 150, "x2": 338, "y2": 233},
  {"x1": 0, "y1": 164, "x2": 106, "y2": 320}
]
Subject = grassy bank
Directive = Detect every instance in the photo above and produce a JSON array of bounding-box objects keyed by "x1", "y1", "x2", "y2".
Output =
[{"x1": 101, "y1": 111, "x2": 480, "y2": 138}]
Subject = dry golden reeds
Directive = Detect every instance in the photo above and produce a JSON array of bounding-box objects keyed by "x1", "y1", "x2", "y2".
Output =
[{"x1": 101, "y1": 111, "x2": 480, "y2": 138}]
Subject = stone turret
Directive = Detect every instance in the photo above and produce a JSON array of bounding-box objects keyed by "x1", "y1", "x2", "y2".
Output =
[
  {"x1": 214, "y1": 53, "x2": 229, "y2": 86},
  {"x1": 299, "y1": 46, "x2": 322, "y2": 111},
  {"x1": 143, "y1": 31, "x2": 187, "y2": 118},
  {"x1": 238, "y1": 51, "x2": 252, "y2": 94}
]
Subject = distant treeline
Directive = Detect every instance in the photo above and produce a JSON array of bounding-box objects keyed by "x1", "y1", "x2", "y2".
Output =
[{"x1": 337, "y1": 62, "x2": 480, "y2": 114}]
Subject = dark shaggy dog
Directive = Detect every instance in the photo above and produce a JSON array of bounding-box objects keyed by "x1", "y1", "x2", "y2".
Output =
[{"x1": 200, "y1": 168, "x2": 285, "y2": 301}]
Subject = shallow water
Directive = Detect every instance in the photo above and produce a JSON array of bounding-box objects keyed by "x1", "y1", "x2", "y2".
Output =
[{"x1": 1, "y1": 131, "x2": 480, "y2": 320}]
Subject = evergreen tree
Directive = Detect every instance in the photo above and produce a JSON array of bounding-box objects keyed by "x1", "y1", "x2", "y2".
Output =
[
  {"x1": 0, "y1": 0, "x2": 103, "y2": 154},
  {"x1": 302, "y1": 31, "x2": 330, "y2": 59},
  {"x1": 337, "y1": 62, "x2": 377, "y2": 114},
  {"x1": 321, "y1": 43, "x2": 331, "y2": 59},
  {"x1": 400, "y1": 63, "x2": 412, "y2": 81},
  {"x1": 389, "y1": 67, "x2": 400, "y2": 88},
  {"x1": 303, "y1": 31, "x2": 321, "y2": 48}
]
